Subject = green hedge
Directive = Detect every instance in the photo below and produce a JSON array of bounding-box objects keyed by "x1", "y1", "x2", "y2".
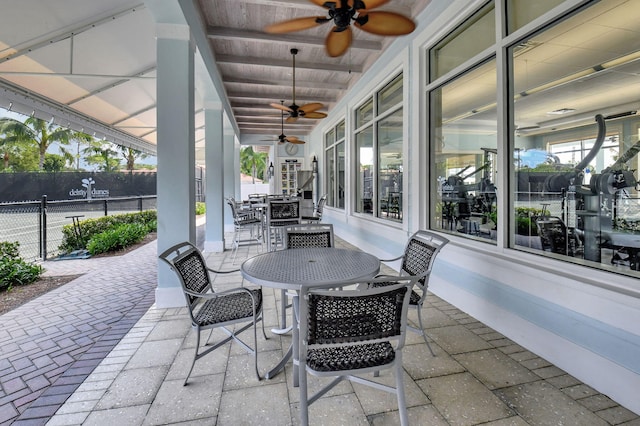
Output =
[
  {"x1": 59, "y1": 210, "x2": 157, "y2": 253},
  {"x1": 0, "y1": 241, "x2": 43, "y2": 291},
  {"x1": 86, "y1": 222, "x2": 150, "y2": 255}
]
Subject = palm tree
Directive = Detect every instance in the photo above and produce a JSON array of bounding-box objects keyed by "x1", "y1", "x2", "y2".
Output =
[
  {"x1": 119, "y1": 146, "x2": 148, "y2": 171},
  {"x1": 82, "y1": 140, "x2": 121, "y2": 172},
  {"x1": 240, "y1": 146, "x2": 267, "y2": 183},
  {"x1": 0, "y1": 117, "x2": 91, "y2": 170}
]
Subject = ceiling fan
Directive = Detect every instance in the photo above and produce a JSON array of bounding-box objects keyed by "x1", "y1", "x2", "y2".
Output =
[
  {"x1": 264, "y1": 0, "x2": 416, "y2": 58},
  {"x1": 269, "y1": 48, "x2": 327, "y2": 123},
  {"x1": 262, "y1": 101, "x2": 306, "y2": 145}
]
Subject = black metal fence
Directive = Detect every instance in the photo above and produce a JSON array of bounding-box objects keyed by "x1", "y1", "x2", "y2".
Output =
[{"x1": 0, "y1": 195, "x2": 157, "y2": 261}]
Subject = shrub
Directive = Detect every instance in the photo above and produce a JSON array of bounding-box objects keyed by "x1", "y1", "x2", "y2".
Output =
[
  {"x1": 0, "y1": 242, "x2": 43, "y2": 291},
  {"x1": 86, "y1": 223, "x2": 148, "y2": 255},
  {"x1": 60, "y1": 210, "x2": 157, "y2": 252},
  {"x1": 195, "y1": 202, "x2": 206, "y2": 215}
]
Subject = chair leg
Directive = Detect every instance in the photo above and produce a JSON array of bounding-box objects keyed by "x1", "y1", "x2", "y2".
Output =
[
  {"x1": 299, "y1": 360, "x2": 309, "y2": 426},
  {"x1": 395, "y1": 357, "x2": 409, "y2": 426},
  {"x1": 260, "y1": 310, "x2": 268, "y2": 340},
  {"x1": 184, "y1": 327, "x2": 201, "y2": 386},
  {"x1": 415, "y1": 306, "x2": 436, "y2": 356},
  {"x1": 280, "y1": 289, "x2": 288, "y2": 329},
  {"x1": 252, "y1": 315, "x2": 262, "y2": 381}
]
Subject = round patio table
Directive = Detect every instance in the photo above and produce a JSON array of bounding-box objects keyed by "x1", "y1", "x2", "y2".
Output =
[{"x1": 241, "y1": 247, "x2": 380, "y2": 380}]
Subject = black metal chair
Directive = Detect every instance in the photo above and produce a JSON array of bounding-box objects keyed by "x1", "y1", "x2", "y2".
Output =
[
  {"x1": 270, "y1": 224, "x2": 335, "y2": 331},
  {"x1": 298, "y1": 277, "x2": 415, "y2": 426},
  {"x1": 266, "y1": 198, "x2": 301, "y2": 251},
  {"x1": 158, "y1": 241, "x2": 266, "y2": 385},
  {"x1": 301, "y1": 194, "x2": 327, "y2": 223},
  {"x1": 284, "y1": 223, "x2": 334, "y2": 250},
  {"x1": 371, "y1": 230, "x2": 449, "y2": 356},
  {"x1": 226, "y1": 197, "x2": 262, "y2": 263}
]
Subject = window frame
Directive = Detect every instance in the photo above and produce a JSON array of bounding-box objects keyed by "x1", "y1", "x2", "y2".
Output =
[{"x1": 352, "y1": 73, "x2": 405, "y2": 223}]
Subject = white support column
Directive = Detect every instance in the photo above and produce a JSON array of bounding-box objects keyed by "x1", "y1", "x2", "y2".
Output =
[
  {"x1": 204, "y1": 102, "x2": 225, "y2": 252},
  {"x1": 223, "y1": 129, "x2": 236, "y2": 233},
  {"x1": 155, "y1": 22, "x2": 196, "y2": 308}
]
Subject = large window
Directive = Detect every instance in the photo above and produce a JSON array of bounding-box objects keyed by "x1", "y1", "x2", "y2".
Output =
[
  {"x1": 429, "y1": 1, "x2": 495, "y2": 80},
  {"x1": 324, "y1": 120, "x2": 345, "y2": 209},
  {"x1": 425, "y1": 0, "x2": 640, "y2": 278},
  {"x1": 354, "y1": 74, "x2": 404, "y2": 222},
  {"x1": 430, "y1": 59, "x2": 498, "y2": 241},
  {"x1": 505, "y1": 0, "x2": 564, "y2": 34},
  {"x1": 510, "y1": 1, "x2": 640, "y2": 275}
]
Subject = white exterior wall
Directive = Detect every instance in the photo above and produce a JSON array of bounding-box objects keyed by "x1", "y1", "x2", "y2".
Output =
[{"x1": 307, "y1": 0, "x2": 640, "y2": 415}]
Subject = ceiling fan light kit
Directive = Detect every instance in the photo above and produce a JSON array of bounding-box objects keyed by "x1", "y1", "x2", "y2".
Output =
[{"x1": 265, "y1": 0, "x2": 416, "y2": 57}]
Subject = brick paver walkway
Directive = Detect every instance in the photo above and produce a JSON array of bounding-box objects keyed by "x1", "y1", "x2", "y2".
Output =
[{"x1": 0, "y1": 242, "x2": 157, "y2": 426}]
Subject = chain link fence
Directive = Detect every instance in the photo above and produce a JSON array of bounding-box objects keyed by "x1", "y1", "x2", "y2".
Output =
[{"x1": 0, "y1": 195, "x2": 157, "y2": 261}]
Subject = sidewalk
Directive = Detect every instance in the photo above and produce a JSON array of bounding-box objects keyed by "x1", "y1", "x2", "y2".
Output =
[
  {"x1": 0, "y1": 243, "x2": 157, "y2": 425},
  {"x1": 1, "y1": 234, "x2": 639, "y2": 425}
]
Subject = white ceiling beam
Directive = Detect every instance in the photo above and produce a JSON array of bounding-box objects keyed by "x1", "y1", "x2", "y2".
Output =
[
  {"x1": 222, "y1": 75, "x2": 348, "y2": 90},
  {"x1": 228, "y1": 92, "x2": 335, "y2": 103},
  {"x1": 206, "y1": 26, "x2": 381, "y2": 51},
  {"x1": 240, "y1": 0, "x2": 413, "y2": 15},
  {"x1": 215, "y1": 54, "x2": 362, "y2": 73}
]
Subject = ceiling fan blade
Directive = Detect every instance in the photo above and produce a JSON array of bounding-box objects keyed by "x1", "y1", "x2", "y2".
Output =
[
  {"x1": 355, "y1": 11, "x2": 416, "y2": 35},
  {"x1": 298, "y1": 102, "x2": 324, "y2": 113},
  {"x1": 359, "y1": 0, "x2": 390, "y2": 9},
  {"x1": 264, "y1": 16, "x2": 325, "y2": 33},
  {"x1": 287, "y1": 138, "x2": 306, "y2": 145},
  {"x1": 286, "y1": 135, "x2": 300, "y2": 142},
  {"x1": 285, "y1": 116, "x2": 299, "y2": 124},
  {"x1": 302, "y1": 111, "x2": 327, "y2": 119},
  {"x1": 270, "y1": 102, "x2": 294, "y2": 113},
  {"x1": 326, "y1": 26, "x2": 352, "y2": 57}
]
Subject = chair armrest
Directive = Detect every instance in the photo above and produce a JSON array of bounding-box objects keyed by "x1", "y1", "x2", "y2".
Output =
[
  {"x1": 378, "y1": 254, "x2": 403, "y2": 263},
  {"x1": 206, "y1": 266, "x2": 240, "y2": 274},
  {"x1": 185, "y1": 286, "x2": 258, "y2": 300}
]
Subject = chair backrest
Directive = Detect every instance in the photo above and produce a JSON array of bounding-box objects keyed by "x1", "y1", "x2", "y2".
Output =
[
  {"x1": 226, "y1": 197, "x2": 257, "y2": 224},
  {"x1": 316, "y1": 194, "x2": 327, "y2": 218},
  {"x1": 267, "y1": 198, "x2": 301, "y2": 228},
  {"x1": 158, "y1": 242, "x2": 212, "y2": 309},
  {"x1": 284, "y1": 223, "x2": 334, "y2": 249},
  {"x1": 301, "y1": 277, "x2": 414, "y2": 351},
  {"x1": 400, "y1": 230, "x2": 449, "y2": 288}
]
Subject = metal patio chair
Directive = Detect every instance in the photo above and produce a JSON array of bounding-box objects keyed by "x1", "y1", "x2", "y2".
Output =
[
  {"x1": 298, "y1": 277, "x2": 416, "y2": 426},
  {"x1": 370, "y1": 230, "x2": 449, "y2": 356},
  {"x1": 158, "y1": 241, "x2": 266, "y2": 385},
  {"x1": 226, "y1": 197, "x2": 262, "y2": 263},
  {"x1": 301, "y1": 194, "x2": 327, "y2": 223},
  {"x1": 270, "y1": 223, "x2": 335, "y2": 331},
  {"x1": 265, "y1": 198, "x2": 301, "y2": 251}
]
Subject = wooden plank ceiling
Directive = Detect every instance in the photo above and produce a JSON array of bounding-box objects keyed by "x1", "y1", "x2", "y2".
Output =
[{"x1": 197, "y1": 0, "x2": 430, "y2": 137}]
